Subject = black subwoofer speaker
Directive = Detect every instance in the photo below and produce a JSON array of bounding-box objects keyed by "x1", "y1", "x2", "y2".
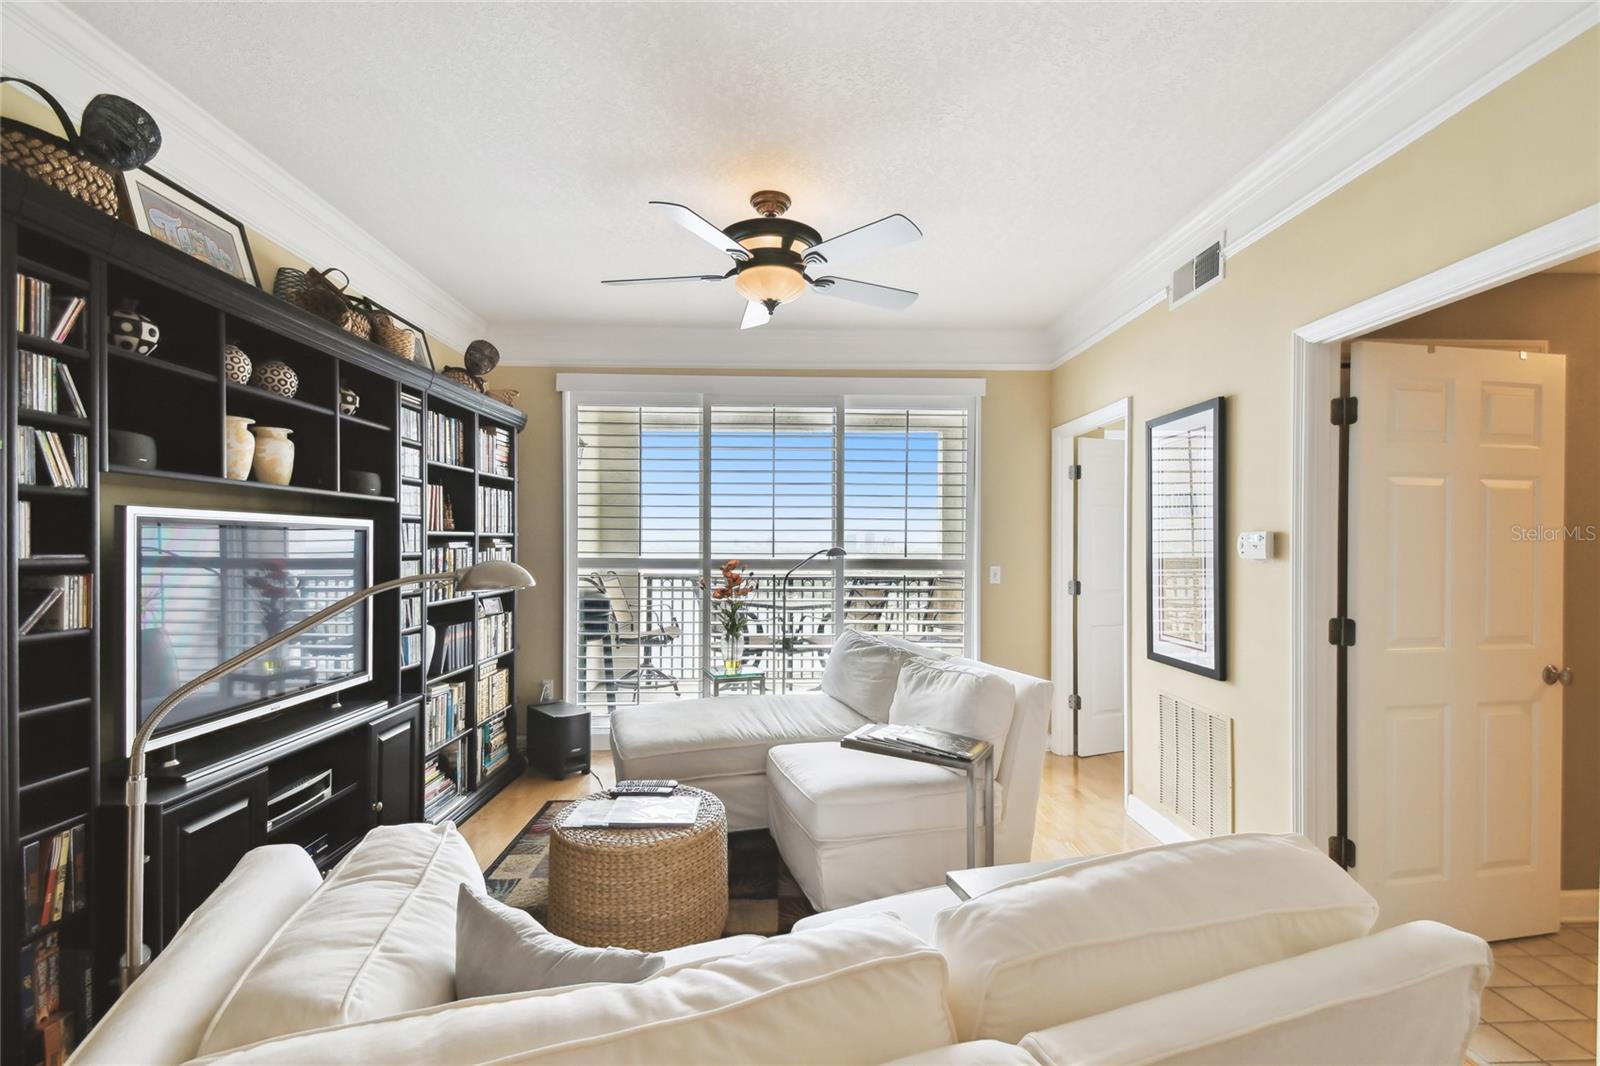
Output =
[{"x1": 526, "y1": 702, "x2": 590, "y2": 779}]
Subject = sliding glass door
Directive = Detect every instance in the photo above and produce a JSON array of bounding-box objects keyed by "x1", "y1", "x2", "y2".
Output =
[{"x1": 569, "y1": 387, "x2": 975, "y2": 718}]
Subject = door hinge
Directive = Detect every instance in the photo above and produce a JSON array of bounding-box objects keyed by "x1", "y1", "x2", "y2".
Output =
[
  {"x1": 1330, "y1": 396, "x2": 1359, "y2": 426},
  {"x1": 1064, "y1": 463, "x2": 1083, "y2": 480},
  {"x1": 1328, "y1": 836, "x2": 1356, "y2": 868},
  {"x1": 1327, "y1": 617, "x2": 1357, "y2": 647},
  {"x1": 1066, "y1": 693, "x2": 1082, "y2": 712},
  {"x1": 1066, "y1": 579, "x2": 1082, "y2": 596}
]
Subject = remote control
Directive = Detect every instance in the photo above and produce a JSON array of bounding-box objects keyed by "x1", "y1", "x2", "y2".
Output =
[{"x1": 611, "y1": 779, "x2": 678, "y2": 796}]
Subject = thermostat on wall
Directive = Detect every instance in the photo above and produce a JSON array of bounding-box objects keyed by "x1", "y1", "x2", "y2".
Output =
[{"x1": 1237, "y1": 531, "x2": 1274, "y2": 560}]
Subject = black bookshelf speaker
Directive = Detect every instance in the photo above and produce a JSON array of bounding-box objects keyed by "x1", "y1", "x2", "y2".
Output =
[
  {"x1": 109, "y1": 429, "x2": 157, "y2": 468},
  {"x1": 526, "y1": 702, "x2": 589, "y2": 779}
]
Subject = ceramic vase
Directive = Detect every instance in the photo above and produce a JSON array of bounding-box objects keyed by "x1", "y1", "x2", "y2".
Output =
[
  {"x1": 108, "y1": 298, "x2": 159, "y2": 356},
  {"x1": 339, "y1": 386, "x2": 360, "y2": 415},
  {"x1": 224, "y1": 344, "x2": 252, "y2": 385},
  {"x1": 722, "y1": 632, "x2": 745, "y2": 674},
  {"x1": 251, "y1": 359, "x2": 299, "y2": 398},
  {"x1": 250, "y1": 425, "x2": 294, "y2": 485},
  {"x1": 224, "y1": 415, "x2": 255, "y2": 480}
]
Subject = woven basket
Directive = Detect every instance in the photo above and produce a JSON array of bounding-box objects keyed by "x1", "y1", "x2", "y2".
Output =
[
  {"x1": 273, "y1": 266, "x2": 372, "y2": 339},
  {"x1": 548, "y1": 787, "x2": 728, "y2": 951},
  {"x1": 369, "y1": 311, "x2": 417, "y2": 360},
  {"x1": 1, "y1": 78, "x2": 119, "y2": 216},
  {"x1": 441, "y1": 366, "x2": 485, "y2": 393}
]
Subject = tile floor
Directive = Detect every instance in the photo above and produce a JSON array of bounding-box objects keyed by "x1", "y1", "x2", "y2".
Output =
[{"x1": 1470, "y1": 923, "x2": 1598, "y2": 1064}]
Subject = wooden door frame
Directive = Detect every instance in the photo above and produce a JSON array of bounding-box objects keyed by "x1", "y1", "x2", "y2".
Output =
[
  {"x1": 1051, "y1": 398, "x2": 1131, "y2": 772},
  {"x1": 1289, "y1": 204, "x2": 1598, "y2": 859}
]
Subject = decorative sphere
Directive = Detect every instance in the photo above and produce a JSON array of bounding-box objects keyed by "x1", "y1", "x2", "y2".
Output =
[
  {"x1": 464, "y1": 339, "x2": 500, "y2": 377},
  {"x1": 79, "y1": 94, "x2": 162, "y2": 171},
  {"x1": 251, "y1": 359, "x2": 299, "y2": 399}
]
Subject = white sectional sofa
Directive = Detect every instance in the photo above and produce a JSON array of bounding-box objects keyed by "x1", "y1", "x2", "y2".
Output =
[
  {"x1": 610, "y1": 631, "x2": 1053, "y2": 908},
  {"x1": 73, "y1": 823, "x2": 1491, "y2": 1065}
]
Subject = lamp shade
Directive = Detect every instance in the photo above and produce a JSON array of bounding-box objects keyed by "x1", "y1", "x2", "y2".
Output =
[
  {"x1": 733, "y1": 263, "x2": 807, "y2": 304},
  {"x1": 454, "y1": 560, "x2": 536, "y2": 591}
]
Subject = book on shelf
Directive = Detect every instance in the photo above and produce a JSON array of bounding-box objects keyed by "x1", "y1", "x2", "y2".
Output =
[
  {"x1": 477, "y1": 424, "x2": 512, "y2": 477},
  {"x1": 18, "y1": 350, "x2": 86, "y2": 417},
  {"x1": 401, "y1": 595, "x2": 422, "y2": 629},
  {"x1": 425, "y1": 483, "x2": 455, "y2": 531},
  {"x1": 399, "y1": 392, "x2": 423, "y2": 442},
  {"x1": 476, "y1": 663, "x2": 511, "y2": 722},
  {"x1": 400, "y1": 631, "x2": 422, "y2": 668},
  {"x1": 20, "y1": 824, "x2": 86, "y2": 936},
  {"x1": 478, "y1": 538, "x2": 512, "y2": 564},
  {"x1": 401, "y1": 520, "x2": 422, "y2": 554},
  {"x1": 400, "y1": 557, "x2": 421, "y2": 579},
  {"x1": 400, "y1": 444, "x2": 422, "y2": 480},
  {"x1": 19, "y1": 575, "x2": 91, "y2": 632},
  {"x1": 431, "y1": 620, "x2": 473, "y2": 674},
  {"x1": 477, "y1": 600, "x2": 513, "y2": 660},
  {"x1": 478, "y1": 485, "x2": 514, "y2": 534},
  {"x1": 423, "y1": 747, "x2": 461, "y2": 819},
  {"x1": 426, "y1": 410, "x2": 465, "y2": 465},
  {"x1": 17, "y1": 427, "x2": 88, "y2": 487},
  {"x1": 480, "y1": 715, "x2": 510, "y2": 776},
  {"x1": 18, "y1": 931, "x2": 91, "y2": 1063},
  {"x1": 400, "y1": 482, "x2": 423, "y2": 519},
  {"x1": 425, "y1": 679, "x2": 468, "y2": 748},
  {"x1": 15, "y1": 274, "x2": 86, "y2": 344},
  {"x1": 18, "y1": 500, "x2": 30, "y2": 559}
]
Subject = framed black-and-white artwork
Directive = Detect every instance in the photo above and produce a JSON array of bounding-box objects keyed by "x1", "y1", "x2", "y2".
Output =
[
  {"x1": 122, "y1": 167, "x2": 260, "y2": 287},
  {"x1": 1146, "y1": 397, "x2": 1225, "y2": 679}
]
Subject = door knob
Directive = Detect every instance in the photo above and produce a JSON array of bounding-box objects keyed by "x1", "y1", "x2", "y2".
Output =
[
  {"x1": 1542, "y1": 665, "x2": 1573, "y2": 687},
  {"x1": 371, "y1": 800, "x2": 384, "y2": 814}
]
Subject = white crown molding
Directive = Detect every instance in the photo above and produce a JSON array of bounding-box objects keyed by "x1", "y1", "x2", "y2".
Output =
[
  {"x1": 1047, "y1": 0, "x2": 1599, "y2": 369},
  {"x1": 1, "y1": 0, "x2": 486, "y2": 352},
  {"x1": 489, "y1": 322, "x2": 1055, "y2": 372}
]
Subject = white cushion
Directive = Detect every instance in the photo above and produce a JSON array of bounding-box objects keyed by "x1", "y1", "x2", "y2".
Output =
[
  {"x1": 792, "y1": 885, "x2": 963, "y2": 944},
  {"x1": 934, "y1": 833, "x2": 1379, "y2": 1041},
  {"x1": 870, "y1": 632, "x2": 951, "y2": 661},
  {"x1": 194, "y1": 916, "x2": 958, "y2": 1065},
  {"x1": 610, "y1": 690, "x2": 866, "y2": 780},
  {"x1": 821, "y1": 628, "x2": 914, "y2": 722},
  {"x1": 1019, "y1": 921, "x2": 1490, "y2": 1066},
  {"x1": 884, "y1": 1041, "x2": 1039, "y2": 1065},
  {"x1": 888, "y1": 657, "x2": 1015, "y2": 769},
  {"x1": 767, "y1": 742, "x2": 1001, "y2": 840},
  {"x1": 71, "y1": 846, "x2": 321, "y2": 1066},
  {"x1": 198, "y1": 822, "x2": 483, "y2": 1055},
  {"x1": 455, "y1": 884, "x2": 662, "y2": 999}
]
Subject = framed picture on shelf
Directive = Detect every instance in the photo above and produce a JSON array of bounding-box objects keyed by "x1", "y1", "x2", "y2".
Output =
[
  {"x1": 122, "y1": 167, "x2": 260, "y2": 287},
  {"x1": 1146, "y1": 396, "x2": 1225, "y2": 680}
]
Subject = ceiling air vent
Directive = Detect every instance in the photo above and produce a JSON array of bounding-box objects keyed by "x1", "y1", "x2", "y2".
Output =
[{"x1": 1169, "y1": 238, "x2": 1225, "y2": 309}]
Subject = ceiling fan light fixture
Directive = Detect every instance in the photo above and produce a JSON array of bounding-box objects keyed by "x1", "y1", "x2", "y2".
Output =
[{"x1": 734, "y1": 262, "x2": 807, "y2": 304}]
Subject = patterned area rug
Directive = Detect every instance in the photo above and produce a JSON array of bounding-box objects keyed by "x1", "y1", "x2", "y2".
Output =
[{"x1": 483, "y1": 800, "x2": 816, "y2": 936}]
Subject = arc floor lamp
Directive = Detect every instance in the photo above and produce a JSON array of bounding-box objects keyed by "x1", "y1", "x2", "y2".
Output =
[{"x1": 122, "y1": 560, "x2": 536, "y2": 990}]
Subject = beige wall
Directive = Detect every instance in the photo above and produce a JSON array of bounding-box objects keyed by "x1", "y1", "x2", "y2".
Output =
[
  {"x1": 1364, "y1": 272, "x2": 1600, "y2": 890},
  {"x1": 482, "y1": 366, "x2": 1054, "y2": 710},
  {"x1": 1049, "y1": 30, "x2": 1600, "y2": 870}
]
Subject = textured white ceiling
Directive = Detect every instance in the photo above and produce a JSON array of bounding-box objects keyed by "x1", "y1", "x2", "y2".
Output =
[{"x1": 69, "y1": 1, "x2": 1441, "y2": 332}]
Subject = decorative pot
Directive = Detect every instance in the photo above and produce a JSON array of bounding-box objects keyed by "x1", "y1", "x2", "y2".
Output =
[
  {"x1": 108, "y1": 298, "x2": 159, "y2": 356},
  {"x1": 224, "y1": 415, "x2": 255, "y2": 480},
  {"x1": 464, "y1": 339, "x2": 500, "y2": 377},
  {"x1": 251, "y1": 359, "x2": 298, "y2": 398},
  {"x1": 339, "y1": 385, "x2": 360, "y2": 415},
  {"x1": 224, "y1": 344, "x2": 252, "y2": 385},
  {"x1": 79, "y1": 93, "x2": 162, "y2": 170},
  {"x1": 249, "y1": 425, "x2": 294, "y2": 485},
  {"x1": 721, "y1": 632, "x2": 745, "y2": 674}
]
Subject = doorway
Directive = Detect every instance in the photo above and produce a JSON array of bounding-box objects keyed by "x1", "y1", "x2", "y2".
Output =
[
  {"x1": 1290, "y1": 204, "x2": 1597, "y2": 944},
  {"x1": 1051, "y1": 399, "x2": 1131, "y2": 760}
]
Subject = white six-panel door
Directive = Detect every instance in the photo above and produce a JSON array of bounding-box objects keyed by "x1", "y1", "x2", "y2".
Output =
[
  {"x1": 1350, "y1": 341, "x2": 1565, "y2": 941},
  {"x1": 1076, "y1": 436, "x2": 1126, "y2": 756}
]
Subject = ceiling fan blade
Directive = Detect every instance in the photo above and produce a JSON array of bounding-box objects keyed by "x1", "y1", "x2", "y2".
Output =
[
  {"x1": 802, "y1": 214, "x2": 921, "y2": 270},
  {"x1": 601, "y1": 273, "x2": 728, "y2": 285},
  {"x1": 650, "y1": 201, "x2": 750, "y2": 261},
  {"x1": 740, "y1": 301, "x2": 771, "y2": 330},
  {"x1": 808, "y1": 275, "x2": 918, "y2": 310}
]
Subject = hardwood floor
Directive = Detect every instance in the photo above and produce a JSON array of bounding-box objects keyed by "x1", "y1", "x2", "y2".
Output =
[{"x1": 458, "y1": 749, "x2": 1155, "y2": 870}]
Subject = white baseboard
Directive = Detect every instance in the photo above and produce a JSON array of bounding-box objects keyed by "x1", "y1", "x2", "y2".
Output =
[
  {"x1": 1126, "y1": 794, "x2": 1196, "y2": 844},
  {"x1": 1560, "y1": 889, "x2": 1598, "y2": 924}
]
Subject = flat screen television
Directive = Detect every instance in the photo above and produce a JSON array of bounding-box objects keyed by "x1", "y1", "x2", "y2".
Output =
[{"x1": 122, "y1": 506, "x2": 373, "y2": 753}]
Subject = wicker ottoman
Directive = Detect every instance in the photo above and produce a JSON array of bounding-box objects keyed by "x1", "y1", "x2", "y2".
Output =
[{"x1": 547, "y1": 786, "x2": 728, "y2": 951}]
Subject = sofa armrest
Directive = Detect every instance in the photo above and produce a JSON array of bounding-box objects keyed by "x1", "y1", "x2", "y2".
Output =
[
  {"x1": 71, "y1": 845, "x2": 322, "y2": 1066},
  {"x1": 1017, "y1": 921, "x2": 1489, "y2": 1066}
]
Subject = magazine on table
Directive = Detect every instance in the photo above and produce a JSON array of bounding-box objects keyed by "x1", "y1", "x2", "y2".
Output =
[
  {"x1": 845, "y1": 723, "x2": 987, "y2": 761},
  {"x1": 563, "y1": 794, "x2": 702, "y2": 828}
]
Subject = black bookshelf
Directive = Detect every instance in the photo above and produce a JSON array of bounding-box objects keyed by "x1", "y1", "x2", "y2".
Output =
[{"x1": 1, "y1": 168, "x2": 526, "y2": 1063}]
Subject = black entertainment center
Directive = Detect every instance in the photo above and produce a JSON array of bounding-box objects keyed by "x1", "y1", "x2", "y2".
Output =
[{"x1": 1, "y1": 167, "x2": 527, "y2": 1063}]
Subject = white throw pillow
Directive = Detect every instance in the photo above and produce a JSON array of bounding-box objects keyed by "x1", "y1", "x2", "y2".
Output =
[
  {"x1": 821, "y1": 628, "x2": 913, "y2": 722},
  {"x1": 933, "y1": 834, "x2": 1380, "y2": 1042},
  {"x1": 455, "y1": 884, "x2": 664, "y2": 999},
  {"x1": 198, "y1": 822, "x2": 484, "y2": 1055},
  {"x1": 888, "y1": 657, "x2": 1015, "y2": 769}
]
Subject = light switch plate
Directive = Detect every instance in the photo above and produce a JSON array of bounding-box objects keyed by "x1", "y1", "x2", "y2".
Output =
[
  {"x1": 1237, "y1": 531, "x2": 1273, "y2": 560},
  {"x1": 988, "y1": 565, "x2": 1002, "y2": 584}
]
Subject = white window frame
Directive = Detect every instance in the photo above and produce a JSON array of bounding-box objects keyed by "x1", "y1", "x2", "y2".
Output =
[{"x1": 560, "y1": 375, "x2": 984, "y2": 715}]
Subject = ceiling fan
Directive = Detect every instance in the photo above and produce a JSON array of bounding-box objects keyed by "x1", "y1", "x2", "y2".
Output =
[{"x1": 602, "y1": 190, "x2": 922, "y2": 329}]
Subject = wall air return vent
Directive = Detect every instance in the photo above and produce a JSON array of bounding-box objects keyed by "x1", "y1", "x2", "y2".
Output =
[
  {"x1": 1157, "y1": 693, "x2": 1234, "y2": 836},
  {"x1": 1168, "y1": 238, "x2": 1225, "y2": 309}
]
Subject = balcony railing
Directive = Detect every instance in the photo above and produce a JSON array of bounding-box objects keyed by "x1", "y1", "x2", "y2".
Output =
[{"x1": 576, "y1": 568, "x2": 963, "y2": 712}]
